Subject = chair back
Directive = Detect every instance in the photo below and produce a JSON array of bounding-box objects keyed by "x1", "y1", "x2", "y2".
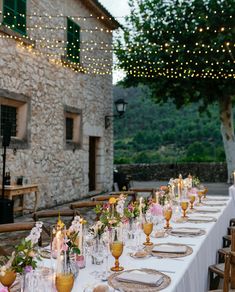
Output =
[
  {"x1": 0, "y1": 222, "x2": 41, "y2": 255},
  {"x1": 33, "y1": 209, "x2": 78, "y2": 236}
]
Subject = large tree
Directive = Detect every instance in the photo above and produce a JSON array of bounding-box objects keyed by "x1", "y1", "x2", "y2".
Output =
[{"x1": 115, "y1": 0, "x2": 235, "y2": 181}]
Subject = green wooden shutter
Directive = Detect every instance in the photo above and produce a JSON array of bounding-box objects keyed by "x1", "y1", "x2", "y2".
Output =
[
  {"x1": 3, "y1": 0, "x2": 26, "y2": 35},
  {"x1": 67, "y1": 18, "x2": 80, "y2": 63},
  {"x1": 16, "y1": 0, "x2": 26, "y2": 35}
]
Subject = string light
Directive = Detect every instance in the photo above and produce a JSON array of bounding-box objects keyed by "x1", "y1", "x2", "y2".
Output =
[{"x1": 0, "y1": 12, "x2": 234, "y2": 79}]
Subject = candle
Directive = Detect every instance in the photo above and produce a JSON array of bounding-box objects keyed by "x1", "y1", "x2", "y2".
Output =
[
  {"x1": 155, "y1": 192, "x2": 159, "y2": 204},
  {"x1": 139, "y1": 197, "x2": 143, "y2": 220},
  {"x1": 172, "y1": 185, "x2": 175, "y2": 198},
  {"x1": 79, "y1": 221, "x2": 83, "y2": 250},
  {"x1": 56, "y1": 231, "x2": 62, "y2": 273}
]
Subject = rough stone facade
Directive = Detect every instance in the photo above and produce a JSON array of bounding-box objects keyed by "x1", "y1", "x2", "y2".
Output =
[
  {"x1": 115, "y1": 162, "x2": 228, "y2": 183},
  {"x1": 0, "y1": 0, "x2": 118, "y2": 208}
]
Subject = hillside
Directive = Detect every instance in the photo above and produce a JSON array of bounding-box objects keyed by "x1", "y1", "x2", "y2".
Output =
[{"x1": 113, "y1": 86, "x2": 225, "y2": 164}]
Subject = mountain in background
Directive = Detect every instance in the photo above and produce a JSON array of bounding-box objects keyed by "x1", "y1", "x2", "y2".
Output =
[{"x1": 113, "y1": 85, "x2": 225, "y2": 164}]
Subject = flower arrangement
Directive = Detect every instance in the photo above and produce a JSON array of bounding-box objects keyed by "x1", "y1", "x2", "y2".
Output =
[
  {"x1": 192, "y1": 176, "x2": 201, "y2": 187},
  {"x1": 52, "y1": 215, "x2": 85, "y2": 256},
  {"x1": 0, "y1": 222, "x2": 43, "y2": 276},
  {"x1": 94, "y1": 196, "x2": 127, "y2": 231},
  {"x1": 124, "y1": 201, "x2": 140, "y2": 219}
]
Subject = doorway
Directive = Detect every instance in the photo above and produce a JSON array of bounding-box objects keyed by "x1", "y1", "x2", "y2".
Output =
[{"x1": 89, "y1": 136, "x2": 97, "y2": 191}]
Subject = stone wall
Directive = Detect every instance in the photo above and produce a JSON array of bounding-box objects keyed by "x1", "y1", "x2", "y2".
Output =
[
  {"x1": 115, "y1": 163, "x2": 228, "y2": 182},
  {"x1": 0, "y1": 0, "x2": 116, "y2": 208}
]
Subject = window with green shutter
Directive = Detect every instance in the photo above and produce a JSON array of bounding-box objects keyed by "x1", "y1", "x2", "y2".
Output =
[
  {"x1": 67, "y1": 18, "x2": 80, "y2": 63},
  {"x1": 3, "y1": 0, "x2": 27, "y2": 35}
]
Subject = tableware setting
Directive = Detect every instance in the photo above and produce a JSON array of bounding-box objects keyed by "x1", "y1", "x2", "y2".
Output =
[
  {"x1": 194, "y1": 206, "x2": 220, "y2": 213},
  {"x1": 168, "y1": 227, "x2": 206, "y2": 237},
  {"x1": 108, "y1": 268, "x2": 171, "y2": 292},
  {"x1": 150, "y1": 243, "x2": 193, "y2": 258},
  {"x1": 187, "y1": 215, "x2": 217, "y2": 223}
]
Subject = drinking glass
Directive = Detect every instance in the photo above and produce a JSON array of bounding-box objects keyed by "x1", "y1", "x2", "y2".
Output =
[
  {"x1": 142, "y1": 222, "x2": 153, "y2": 246},
  {"x1": 110, "y1": 229, "x2": 124, "y2": 272},
  {"x1": 197, "y1": 190, "x2": 204, "y2": 205},
  {"x1": 188, "y1": 194, "x2": 196, "y2": 209},
  {"x1": 180, "y1": 200, "x2": 189, "y2": 218},
  {"x1": 203, "y1": 187, "x2": 208, "y2": 199},
  {"x1": 163, "y1": 207, "x2": 172, "y2": 229}
]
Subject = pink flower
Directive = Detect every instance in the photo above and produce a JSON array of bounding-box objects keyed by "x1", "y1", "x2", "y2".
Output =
[
  {"x1": 128, "y1": 204, "x2": 134, "y2": 212},
  {"x1": 0, "y1": 287, "x2": 8, "y2": 292},
  {"x1": 24, "y1": 266, "x2": 33, "y2": 273},
  {"x1": 189, "y1": 188, "x2": 198, "y2": 195},
  {"x1": 150, "y1": 203, "x2": 163, "y2": 216}
]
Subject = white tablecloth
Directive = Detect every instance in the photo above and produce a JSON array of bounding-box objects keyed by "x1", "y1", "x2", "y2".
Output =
[{"x1": 45, "y1": 194, "x2": 235, "y2": 292}]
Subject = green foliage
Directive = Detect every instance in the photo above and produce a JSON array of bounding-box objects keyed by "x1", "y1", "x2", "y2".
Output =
[
  {"x1": 113, "y1": 85, "x2": 226, "y2": 164},
  {"x1": 115, "y1": 0, "x2": 235, "y2": 108}
]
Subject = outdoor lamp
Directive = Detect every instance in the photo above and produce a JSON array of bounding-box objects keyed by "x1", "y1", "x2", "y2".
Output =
[{"x1": 105, "y1": 99, "x2": 128, "y2": 129}]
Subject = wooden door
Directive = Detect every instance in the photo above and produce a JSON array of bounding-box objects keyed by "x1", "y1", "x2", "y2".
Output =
[{"x1": 89, "y1": 137, "x2": 96, "y2": 191}]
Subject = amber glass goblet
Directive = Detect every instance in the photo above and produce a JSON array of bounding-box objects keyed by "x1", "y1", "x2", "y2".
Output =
[
  {"x1": 143, "y1": 222, "x2": 153, "y2": 246},
  {"x1": 55, "y1": 273, "x2": 74, "y2": 292},
  {"x1": 0, "y1": 270, "x2": 16, "y2": 292},
  {"x1": 203, "y1": 188, "x2": 208, "y2": 199},
  {"x1": 110, "y1": 241, "x2": 124, "y2": 271},
  {"x1": 180, "y1": 201, "x2": 189, "y2": 218},
  {"x1": 163, "y1": 208, "x2": 172, "y2": 229},
  {"x1": 197, "y1": 191, "x2": 204, "y2": 205},
  {"x1": 189, "y1": 195, "x2": 196, "y2": 209}
]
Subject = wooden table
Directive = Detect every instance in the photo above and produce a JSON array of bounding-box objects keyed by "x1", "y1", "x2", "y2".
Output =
[{"x1": 0, "y1": 184, "x2": 39, "y2": 214}]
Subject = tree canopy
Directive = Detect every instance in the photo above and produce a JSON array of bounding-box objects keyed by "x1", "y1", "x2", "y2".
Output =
[{"x1": 115, "y1": 0, "x2": 235, "y2": 108}]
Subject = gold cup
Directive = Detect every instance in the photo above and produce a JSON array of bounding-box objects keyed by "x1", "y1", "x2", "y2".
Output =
[
  {"x1": 197, "y1": 191, "x2": 204, "y2": 205},
  {"x1": 110, "y1": 241, "x2": 124, "y2": 272},
  {"x1": 189, "y1": 195, "x2": 196, "y2": 209},
  {"x1": 143, "y1": 222, "x2": 153, "y2": 246},
  {"x1": 55, "y1": 273, "x2": 74, "y2": 292},
  {"x1": 163, "y1": 209, "x2": 172, "y2": 229},
  {"x1": 180, "y1": 201, "x2": 189, "y2": 218},
  {"x1": 0, "y1": 269, "x2": 16, "y2": 291}
]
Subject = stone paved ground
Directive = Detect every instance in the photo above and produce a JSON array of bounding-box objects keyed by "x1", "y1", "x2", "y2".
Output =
[{"x1": 0, "y1": 181, "x2": 230, "y2": 255}]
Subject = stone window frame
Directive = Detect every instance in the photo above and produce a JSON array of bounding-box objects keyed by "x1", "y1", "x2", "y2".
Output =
[
  {"x1": 64, "y1": 105, "x2": 82, "y2": 150},
  {"x1": 0, "y1": 0, "x2": 35, "y2": 46},
  {"x1": 0, "y1": 89, "x2": 31, "y2": 149}
]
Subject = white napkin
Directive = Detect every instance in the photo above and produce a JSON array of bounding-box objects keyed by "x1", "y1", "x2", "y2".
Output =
[
  {"x1": 188, "y1": 216, "x2": 214, "y2": 222},
  {"x1": 195, "y1": 207, "x2": 220, "y2": 212},
  {"x1": 152, "y1": 244, "x2": 187, "y2": 254},
  {"x1": 171, "y1": 228, "x2": 201, "y2": 235},
  {"x1": 116, "y1": 270, "x2": 163, "y2": 286}
]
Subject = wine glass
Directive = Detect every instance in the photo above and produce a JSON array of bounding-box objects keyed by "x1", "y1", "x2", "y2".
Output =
[
  {"x1": 197, "y1": 190, "x2": 204, "y2": 205},
  {"x1": 110, "y1": 241, "x2": 124, "y2": 272},
  {"x1": 163, "y1": 206, "x2": 172, "y2": 229},
  {"x1": 180, "y1": 200, "x2": 189, "y2": 218},
  {"x1": 203, "y1": 187, "x2": 208, "y2": 199},
  {"x1": 142, "y1": 221, "x2": 153, "y2": 246},
  {"x1": 110, "y1": 228, "x2": 124, "y2": 272},
  {"x1": 188, "y1": 194, "x2": 196, "y2": 209}
]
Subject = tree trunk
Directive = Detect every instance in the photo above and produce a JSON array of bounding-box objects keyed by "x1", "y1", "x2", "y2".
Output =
[{"x1": 219, "y1": 96, "x2": 235, "y2": 183}]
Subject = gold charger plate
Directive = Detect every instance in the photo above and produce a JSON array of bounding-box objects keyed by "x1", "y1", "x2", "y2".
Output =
[
  {"x1": 187, "y1": 216, "x2": 217, "y2": 223},
  {"x1": 150, "y1": 243, "x2": 193, "y2": 258},
  {"x1": 168, "y1": 227, "x2": 206, "y2": 237},
  {"x1": 108, "y1": 268, "x2": 171, "y2": 292}
]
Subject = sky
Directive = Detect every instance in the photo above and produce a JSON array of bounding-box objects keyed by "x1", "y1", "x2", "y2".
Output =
[{"x1": 99, "y1": 0, "x2": 130, "y2": 83}]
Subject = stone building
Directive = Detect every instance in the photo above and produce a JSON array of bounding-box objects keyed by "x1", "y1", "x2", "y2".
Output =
[{"x1": 0, "y1": 0, "x2": 120, "y2": 208}]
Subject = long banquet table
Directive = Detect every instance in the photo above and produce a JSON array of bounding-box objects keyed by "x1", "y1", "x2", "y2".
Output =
[{"x1": 44, "y1": 194, "x2": 234, "y2": 292}]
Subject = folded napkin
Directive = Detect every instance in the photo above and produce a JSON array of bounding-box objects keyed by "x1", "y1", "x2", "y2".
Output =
[
  {"x1": 152, "y1": 244, "x2": 187, "y2": 254},
  {"x1": 171, "y1": 228, "x2": 201, "y2": 235},
  {"x1": 188, "y1": 216, "x2": 214, "y2": 222},
  {"x1": 195, "y1": 207, "x2": 220, "y2": 212},
  {"x1": 116, "y1": 270, "x2": 163, "y2": 287}
]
